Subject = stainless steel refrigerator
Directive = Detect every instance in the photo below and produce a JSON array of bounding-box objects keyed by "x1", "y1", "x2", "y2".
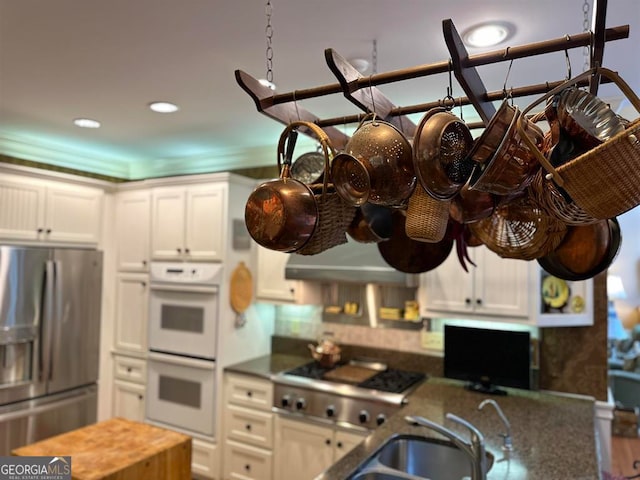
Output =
[{"x1": 0, "y1": 246, "x2": 102, "y2": 454}]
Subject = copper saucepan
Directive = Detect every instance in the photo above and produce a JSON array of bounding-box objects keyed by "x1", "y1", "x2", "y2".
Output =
[{"x1": 244, "y1": 126, "x2": 319, "y2": 253}]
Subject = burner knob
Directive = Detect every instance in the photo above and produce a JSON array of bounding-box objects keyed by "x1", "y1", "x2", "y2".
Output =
[
  {"x1": 326, "y1": 405, "x2": 336, "y2": 418},
  {"x1": 358, "y1": 410, "x2": 370, "y2": 424},
  {"x1": 376, "y1": 414, "x2": 387, "y2": 426},
  {"x1": 281, "y1": 395, "x2": 292, "y2": 408},
  {"x1": 295, "y1": 398, "x2": 306, "y2": 410}
]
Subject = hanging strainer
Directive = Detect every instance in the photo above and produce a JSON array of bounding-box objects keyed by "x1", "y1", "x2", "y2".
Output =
[{"x1": 413, "y1": 107, "x2": 474, "y2": 200}]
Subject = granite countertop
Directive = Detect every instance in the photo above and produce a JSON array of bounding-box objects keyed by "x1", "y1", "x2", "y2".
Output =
[{"x1": 224, "y1": 355, "x2": 601, "y2": 480}]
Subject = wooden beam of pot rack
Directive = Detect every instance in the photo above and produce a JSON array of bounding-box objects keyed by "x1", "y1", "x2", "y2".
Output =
[
  {"x1": 235, "y1": 22, "x2": 628, "y2": 139},
  {"x1": 315, "y1": 76, "x2": 615, "y2": 130},
  {"x1": 324, "y1": 48, "x2": 416, "y2": 139},
  {"x1": 590, "y1": 0, "x2": 608, "y2": 95}
]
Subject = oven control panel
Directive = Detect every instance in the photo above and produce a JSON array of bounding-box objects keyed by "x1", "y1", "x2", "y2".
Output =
[
  {"x1": 273, "y1": 384, "x2": 401, "y2": 430},
  {"x1": 150, "y1": 262, "x2": 223, "y2": 285}
]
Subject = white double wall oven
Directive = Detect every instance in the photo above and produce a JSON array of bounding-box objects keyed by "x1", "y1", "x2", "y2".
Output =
[{"x1": 146, "y1": 262, "x2": 222, "y2": 440}]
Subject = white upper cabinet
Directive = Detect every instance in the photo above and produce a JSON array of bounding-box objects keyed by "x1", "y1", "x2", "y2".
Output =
[
  {"x1": 151, "y1": 184, "x2": 225, "y2": 261},
  {"x1": 0, "y1": 173, "x2": 103, "y2": 245},
  {"x1": 421, "y1": 245, "x2": 528, "y2": 319},
  {"x1": 419, "y1": 244, "x2": 593, "y2": 327},
  {"x1": 255, "y1": 247, "x2": 297, "y2": 302},
  {"x1": 115, "y1": 190, "x2": 151, "y2": 272}
]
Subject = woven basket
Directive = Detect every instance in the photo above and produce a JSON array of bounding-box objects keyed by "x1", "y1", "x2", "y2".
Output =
[
  {"x1": 529, "y1": 168, "x2": 599, "y2": 225},
  {"x1": 469, "y1": 194, "x2": 567, "y2": 261},
  {"x1": 277, "y1": 120, "x2": 357, "y2": 256},
  {"x1": 405, "y1": 185, "x2": 450, "y2": 243},
  {"x1": 518, "y1": 67, "x2": 640, "y2": 220},
  {"x1": 296, "y1": 183, "x2": 356, "y2": 255}
]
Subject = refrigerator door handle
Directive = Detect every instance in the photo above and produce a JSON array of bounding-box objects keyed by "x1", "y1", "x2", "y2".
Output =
[
  {"x1": 40, "y1": 260, "x2": 56, "y2": 383},
  {"x1": 0, "y1": 387, "x2": 95, "y2": 423}
]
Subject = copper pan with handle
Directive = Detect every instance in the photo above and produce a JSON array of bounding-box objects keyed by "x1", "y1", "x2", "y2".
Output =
[{"x1": 244, "y1": 126, "x2": 319, "y2": 253}]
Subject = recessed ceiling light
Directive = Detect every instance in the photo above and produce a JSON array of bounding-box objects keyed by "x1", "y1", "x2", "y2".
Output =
[
  {"x1": 258, "y1": 79, "x2": 276, "y2": 90},
  {"x1": 149, "y1": 101, "x2": 179, "y2": 113},
  {"x1": 73, "y1": 118, "x2": 101, "y2": 128},
  {"x1": 462, "y1": 21, "x2": 515, "y2": 48}
]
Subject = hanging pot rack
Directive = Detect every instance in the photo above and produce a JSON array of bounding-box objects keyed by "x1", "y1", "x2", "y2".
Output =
[{"x1": 235, "y1": 4, "x2": 629, "y2": 150}]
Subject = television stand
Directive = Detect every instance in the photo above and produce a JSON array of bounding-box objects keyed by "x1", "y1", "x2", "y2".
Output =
[{"x1": 464, "y1": 382, "x2": 507, "y2": 396}]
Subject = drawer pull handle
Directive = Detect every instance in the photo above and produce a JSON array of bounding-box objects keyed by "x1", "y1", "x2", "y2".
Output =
[
  {"x1": 245, "y1": 424, "x2": 252, "y2": 431},
  {"x1": 245, "y1": 464, "x2": 251, "y2": 472},
  {"x1": 138, "y1": 394, "x2": 143, "y2": 400},
  {"x1": 246, "y1": 391, "x2": 253, "y2": 398},
  {"x1": 325, "y1": 439, "x2": 331, "y2": 446},
  {"x1": 337, "y1": 441, "x2": 343, "y2": 448}
]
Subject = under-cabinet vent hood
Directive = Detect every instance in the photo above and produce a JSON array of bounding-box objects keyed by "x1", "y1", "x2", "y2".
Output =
[{"x1": 285, "y1": 238, "x2": 416, "y2": 286}]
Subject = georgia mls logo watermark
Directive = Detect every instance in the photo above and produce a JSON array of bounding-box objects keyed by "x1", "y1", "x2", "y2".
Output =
[{"x1": 0, "y1": 456, "x2": 71, "y2": 480}]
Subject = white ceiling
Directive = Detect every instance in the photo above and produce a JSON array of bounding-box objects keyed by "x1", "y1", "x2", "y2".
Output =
[{"x1": 1, "y1": 0, "x2": 639, "y2": 180}]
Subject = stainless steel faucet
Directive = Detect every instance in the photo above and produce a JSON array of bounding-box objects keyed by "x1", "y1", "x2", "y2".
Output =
[
  {"x1": 478, "y1": 398, "x2": 513, "y2": 451},
  {"x1": 405, "y1": 414, "x2": 488, "y2": 480}
]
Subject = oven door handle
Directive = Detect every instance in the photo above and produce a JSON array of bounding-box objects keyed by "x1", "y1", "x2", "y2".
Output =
[
  {"x1": 148, "y1": 351, "x2": 216, "y2": 370},
  {"x1": 149, "y1": 284, "x2": 219, "y2": 294}
]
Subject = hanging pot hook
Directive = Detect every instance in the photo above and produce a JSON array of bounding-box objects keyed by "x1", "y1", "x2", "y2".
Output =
[
  {"x1": 368, "y1": 75, "x2": 378, "y2": 125},
  {"x1": 502, "y1": 58, "x2": 514, "y2": 104},
  {"x1": 442, "y1": 59, "x2": 455, "y2": 111},
  {"x1": 564, "y1": 47, "x2": 572, "y2": 81},
  {"x1": 292, "y1": 90, "x2": 301, "y2": 122}
]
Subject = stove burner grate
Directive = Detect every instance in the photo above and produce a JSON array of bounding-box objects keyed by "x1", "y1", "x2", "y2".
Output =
[{"x1": 284, "y1": 362, "x2": 426, "y2": 394}]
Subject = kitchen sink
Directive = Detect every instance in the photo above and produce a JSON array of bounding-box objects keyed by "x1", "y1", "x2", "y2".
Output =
[{"x1": 346, "y1": 434, "x2": 494, "y2": 480}]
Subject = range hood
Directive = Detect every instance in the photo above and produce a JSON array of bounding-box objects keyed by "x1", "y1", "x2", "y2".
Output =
[{"x1": 285, "y1": 238, "x2": 417, "y2": 286}]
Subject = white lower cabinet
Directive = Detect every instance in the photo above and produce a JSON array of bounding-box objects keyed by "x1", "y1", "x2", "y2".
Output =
[
  {"x1": 223, "y1": 373, "x2": 275, "y2": 480},
  {"x1": 112, "y1": 354, "x2": 147, "y2": 422},
  {"x1": 193, "y1": 438, "x2": 219, "y2": 480},
  {"x1": 223, "y1": 440, "x2": 273, "y2": 480},
  {"x1": 112, "y1": 380, "x2": 145, "y2": 422},
  {"x1": 272, "y1": 416, "x2": 367, "y2": 480}
]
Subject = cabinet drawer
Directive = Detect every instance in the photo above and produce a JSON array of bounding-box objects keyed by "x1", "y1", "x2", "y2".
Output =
[
  {"x1": 224, "y1": 440, "x2": 272, "y2": 480},
  {"x1": 225, "y1": 374, "x2": 273, "y2": 411},
  {"x1": 192, "y1": 438, "x2": 218, "y2": 479},
  {"x1": 225, "y1": 404, "x2": 274, "y2": 449},
  {"x1": 113, "y1": 355, "x2": 147, "y2": 384}
]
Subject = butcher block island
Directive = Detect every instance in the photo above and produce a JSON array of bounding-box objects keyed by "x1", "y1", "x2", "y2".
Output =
[{"x1": 11, "y1": 417, "x2": 191, "y2": 480}]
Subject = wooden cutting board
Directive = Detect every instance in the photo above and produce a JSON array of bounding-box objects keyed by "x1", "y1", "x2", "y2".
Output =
[{"x1": 323, "y1": 365, "x2": 379, "y2": 384}]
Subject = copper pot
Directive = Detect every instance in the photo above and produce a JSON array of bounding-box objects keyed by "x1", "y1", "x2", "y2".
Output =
[
  {"x1": 468, "y1": 108, "x2": 544, "y2": 195},
  {"x1": 537, "y1": 218, "x2": 622, "y2": 281},
  {"x1": 331, "y1": 117, "x2": 416, "y2": 207},
  {"x1": 245, "y1": 127, "x2": 318, "y2": 253},
  {"x1": 308, "y1": 339, "x2": 341, "y2": 367}
]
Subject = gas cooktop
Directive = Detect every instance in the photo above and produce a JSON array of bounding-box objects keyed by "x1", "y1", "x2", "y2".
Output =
[
  {"x1": 272, "y1": 361, "x2": 427, "y2": 429},
  {"x1": 284, "y1": 361, "x2": 426, "y2": 394}
]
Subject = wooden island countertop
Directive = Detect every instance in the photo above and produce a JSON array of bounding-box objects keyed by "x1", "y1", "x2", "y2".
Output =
[{"x1": 12, "y1": 417, "x2": 191, "y2": 480}]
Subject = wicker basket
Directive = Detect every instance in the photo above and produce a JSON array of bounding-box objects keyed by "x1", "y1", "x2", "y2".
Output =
[
  {"x1": 296, "y1": 184, "x2": 356, "y2": 255},
  {"x1": 518, "y1": 67, "x2": 640, "y2": 220},
  {"x1": 277, "y1": 120, "x2": 357, "y2": 256},
  {"x1": 469, "y1": 194, "x2": 567, "y2": 261},
  {"x1": 405, "y1": 185, "x2": 450, "y2": 243},
  {"x1": 529, "y1": 168, "x2": 599, "y2": 225}
]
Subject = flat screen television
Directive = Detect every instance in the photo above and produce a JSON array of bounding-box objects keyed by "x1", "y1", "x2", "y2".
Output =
[{"x1": 444, "y1": 325, "x2": 531, "y2": 395}]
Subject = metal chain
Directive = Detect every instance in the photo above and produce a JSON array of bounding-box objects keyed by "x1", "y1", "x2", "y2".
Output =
[
  {"x1": 582, "y1": 0, "x2": 590, "y2": 72},
  {"x1": 372, "y1": 39, "x2": 378, "y2": 75},
  {"x1": 265, "y1": 0, "x2": 274, "y2": 85}
]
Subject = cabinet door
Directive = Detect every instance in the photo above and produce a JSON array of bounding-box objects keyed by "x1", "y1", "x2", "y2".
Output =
[
  {"x1": 224, "y1": 440, "x2": 272, "y2": 480},
  {"x1": 255, "y1": 247, "x2": 296, "y2": 302},
  {"x1": 334, "y1": 429, "x2": 367, "y2": 462},
  {"x1": 0, "y1": 176, "x2": 45, "y2": 240},
  {"x1": 475, "y1": 247, "x2": 529, "y2": 317},
  {"x1": 421, "y1": 248, "x2": 474, "y2": 315},
  {"x1": 192, "y1": 439, "x2": 219, "y2": 480},
  {"x1": 273, "y1": 416, "x2": 333, "y2": 480},
  {"x1": 185, "y1": 184, "x2": 225, "y2": 261},
  {"x1": 115, "y1": 191, "x2": 151, "y2": 271},
  {"x1": 45, "y1": 183, "x2": 103, "y2": 244},
  {"x1": 151, "y1": 187, "x2": 186, "y2": 259},
  {"x1": 114, "y1": 273, "x2": 149, "y2": 353},
  {"x1": 112, "y1": 380, "x2": 145, "y2": 421}
]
